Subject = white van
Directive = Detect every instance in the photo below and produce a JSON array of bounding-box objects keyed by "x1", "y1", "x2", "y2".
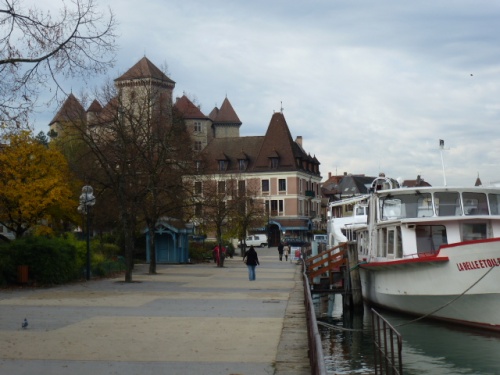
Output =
[{"x1": 239, "y1": 234, "x2": 268, "y2": 248}]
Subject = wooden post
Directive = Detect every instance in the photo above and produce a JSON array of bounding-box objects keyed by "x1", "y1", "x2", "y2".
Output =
[{"x1": 347, "y1": 242, "x2": 363, "y2": 310}]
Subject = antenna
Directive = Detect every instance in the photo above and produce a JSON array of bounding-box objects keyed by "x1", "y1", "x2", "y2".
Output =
[
  {"x1": 439, "y1": 139, "x2": 448, "y2": 186},
  {"x1": 280, "y1": 101, "x2": 284, "y2": 113}
]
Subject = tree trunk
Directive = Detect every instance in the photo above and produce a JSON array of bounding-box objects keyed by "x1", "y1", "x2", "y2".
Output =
[
  {"x1": 148, "y1": 220, "x2": 157, "y2": 274},
  {"x1": 121, "y1": 209, "x2": 135, "y2": 282}
]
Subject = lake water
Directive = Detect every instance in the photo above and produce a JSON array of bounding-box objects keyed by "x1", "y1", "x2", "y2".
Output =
[{"x1": 315, "y1": 294, "x2": 500, "y2": 375}]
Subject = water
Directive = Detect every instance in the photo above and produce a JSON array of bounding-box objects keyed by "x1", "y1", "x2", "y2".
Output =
[{"x1": 315, "y1": 294, "x2": 500, "y2": 374}]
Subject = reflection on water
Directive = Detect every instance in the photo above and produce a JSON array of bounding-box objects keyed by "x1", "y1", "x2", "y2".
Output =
[{"x1": 316, "y1": 295, "x2": 500, "y2": 375}]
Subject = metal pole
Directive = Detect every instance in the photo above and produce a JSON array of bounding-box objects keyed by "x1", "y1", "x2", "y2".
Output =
[{"x1": 86, "y1": 206, "x2": 91, "y2": 280}]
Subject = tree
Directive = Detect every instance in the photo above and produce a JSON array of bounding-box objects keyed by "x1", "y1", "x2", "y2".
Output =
[
  {"x1": 0, "y1": 0, "x2": 117, "y2": 127},
  {"x1": 0, "y1": 130, "x2": 77, "y2": 237},
  {"x1": 226, "y1": 179, "x2": 267, "y2": 256},
  {"x1": 57, "y1": 61, "x2": 196, "y2": 280}
]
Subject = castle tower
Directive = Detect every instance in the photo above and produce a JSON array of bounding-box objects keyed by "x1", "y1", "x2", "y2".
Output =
[
  {"x1": 208, "y1": 97, "x2": 241, "y2": 139},
  {"x1": 114, "y1": 57, "x2": 176, "y2": 124}
]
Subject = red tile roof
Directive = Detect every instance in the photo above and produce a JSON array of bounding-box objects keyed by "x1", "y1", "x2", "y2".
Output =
[
  {"x1": 49, "y1": 93, "x2": 85, "y2": 125},
  {"x1": 86, "y1": 100, "x2": 102, "y2": 113},
  {"x1": 200, "y1": 111, "x2": 320, "y2": 176},
  {"x1": 174, "y1": 95, "x2": 207, "y2": 119},
  {"x1": 212, "y1": 97, "x2": 241, "y2": 124},
  {"x1": 115, "y1": 57, "x2": 175, "y2": 85}
]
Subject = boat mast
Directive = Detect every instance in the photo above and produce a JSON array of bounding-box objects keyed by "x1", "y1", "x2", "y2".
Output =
[{"x1": 439, "y1": 139, "x2": 447, "y2": 186}]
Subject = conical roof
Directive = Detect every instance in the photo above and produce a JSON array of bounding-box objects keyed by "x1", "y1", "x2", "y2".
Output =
[
  {"x1": 49, "y1": 93, "x2": 85, "y2": 125},
  {"x1": 115, "y1": 57, "x2": 175, "y2": 85},
  {"x1": 213, "y1": 97, "x2": 241, "y2": 124},
  {"x1": 253, "y1": 112, "x2": 299, "y2": 171},
  {"x1": 174, "y1": 95, "x2": 207, "y2": 119},
  {"x1": 86, "y1": 99, "x2": 102, "y2": 113}
]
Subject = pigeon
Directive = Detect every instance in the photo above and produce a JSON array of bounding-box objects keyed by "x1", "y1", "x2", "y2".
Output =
[{"x1": 22, "y1": 318, "x2": 28, "y2": 329}]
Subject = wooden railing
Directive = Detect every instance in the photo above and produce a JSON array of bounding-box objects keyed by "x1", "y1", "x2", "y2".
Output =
[{"x1": 305, "y1": 243, "x2": 348, "y2": 283}]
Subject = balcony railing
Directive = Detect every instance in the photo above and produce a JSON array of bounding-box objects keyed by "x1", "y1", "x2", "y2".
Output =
[{"x1": 305, "y1": 190, "x2": 315, "y2": 198}]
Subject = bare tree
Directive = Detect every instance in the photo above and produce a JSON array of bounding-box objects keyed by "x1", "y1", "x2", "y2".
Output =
[
  {"x1": 194, "y1": 175, "x2": 266, "y2": 257},
  {"x1": 227, "y1": 178, "x2": 267, "y2": 256},
  {"x1": 0, "y1": 0, "x2": 116, "y2": 127},
  {"x1": 53, "y1": 61, "x2": 196, "y2": 280}
]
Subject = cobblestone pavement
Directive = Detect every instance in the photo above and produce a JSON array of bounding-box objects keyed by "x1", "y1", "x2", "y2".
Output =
[{"x1": 0, "y1": 246, "x2": 311, "y2": 375}]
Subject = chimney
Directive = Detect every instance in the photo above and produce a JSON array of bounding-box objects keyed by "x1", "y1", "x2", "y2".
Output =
[
  {"x1": 328, "y1": 172, "x2": 331, "y2": 179},
  {"x1": 295, "y1": 136, "x2": 302, "y2": 147}
]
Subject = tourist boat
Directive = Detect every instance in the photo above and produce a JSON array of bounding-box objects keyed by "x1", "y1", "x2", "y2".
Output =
[{"x1": 329, "y1": 176, "x2": 500, "y2": 331}]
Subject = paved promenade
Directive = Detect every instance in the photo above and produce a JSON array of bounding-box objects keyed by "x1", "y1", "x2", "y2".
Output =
[{"x1": 0, "y1": 247, "x2": 312, "y2": 375}]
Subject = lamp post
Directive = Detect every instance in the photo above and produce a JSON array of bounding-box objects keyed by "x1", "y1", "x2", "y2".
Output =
[{"x1": 78, "y1": 185, "x2": 96, "y2": 281}]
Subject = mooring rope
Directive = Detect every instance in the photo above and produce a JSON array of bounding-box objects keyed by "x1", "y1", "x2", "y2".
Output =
[{"x1": 318, "y1": 264, "x2": 497, "y2": 332}]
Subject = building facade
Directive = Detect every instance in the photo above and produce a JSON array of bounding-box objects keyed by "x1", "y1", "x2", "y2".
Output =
[{"x1": 51, "y1": 57, "x2": 323, "y2": 248}]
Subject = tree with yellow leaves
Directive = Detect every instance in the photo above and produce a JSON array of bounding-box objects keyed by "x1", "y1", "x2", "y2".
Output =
[{"x1": 0, "y1": 131, "x2": 76, "y2": 237}]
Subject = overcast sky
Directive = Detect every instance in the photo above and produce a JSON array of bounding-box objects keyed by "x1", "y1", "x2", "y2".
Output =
[{"x1": 35, "y1": 0, "x2": 500, "y2": 186}]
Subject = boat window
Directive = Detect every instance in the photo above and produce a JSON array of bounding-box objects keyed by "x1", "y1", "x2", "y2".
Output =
[
  {"x1": 434, "y1": 192, "x2": 462, "y2": 216},
  {"x1": 462, "y1": 223, "x2": 488, "y2": 241},
  {"x1": 396, "y1": 227, "x2": 403, "y2": 258},
  {"x1": 379, "y1": 198, "x2": 401, "y2": 220},
  {"x1": 462, "y1": 192, "x2": 488, "y2": 215},
  {"x1": 380, "y1": 193, "x2": 432, "y2": 219},
  {"x1": 387, "y1": 227, "x2": 402, "y2": 258},
  {"x1": 416, "y1": 225, "x2": 447, "y2": 255},
  {"x1": 378, "y1": 227, "x2": 387, "y2": 257},
  {"x1": 387, "y1": 230, "x2": 395, "y2": 256},
  {"x1": 355, "y1": 206, "x2": 366, "y2": 216},
  {"x1": 488, "y1": 194, "x2": 500, "y2": 215}
]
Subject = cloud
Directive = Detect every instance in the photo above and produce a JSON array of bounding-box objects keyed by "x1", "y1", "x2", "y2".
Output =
[{"x1": 34, "y1": 0, "x2": 500, "y2": 186}]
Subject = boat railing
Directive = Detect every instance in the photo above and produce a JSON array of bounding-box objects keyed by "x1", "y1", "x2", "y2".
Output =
[{"x1": 372, "y1": 308, "x2": 403, "y2": 375}]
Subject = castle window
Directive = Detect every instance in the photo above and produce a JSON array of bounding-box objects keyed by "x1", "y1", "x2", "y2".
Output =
[
  {"x1": 279, "y1": 179, "x2": 286, "y2": 192},
  {"x1": 194, "y1": 181, "x2": 202, "y2": 195},
  {"x1": 218, "y1": 181, "x2": 226, "y2": 194},
  {"x1": 194, "y1": 122, "x2": 202, "y2": 132},
  {"x1": 218, "y1": 160, "x2": 228, "y2": 171},
  {"x1": 262, "y1": 179, "x2": 269, "y2": 193},
  {"x1": 195, "y1": 203, "x2": 202, "y2": 216},
  {"x1": 238, "y1": 159, "x2": 248, "y2": 171},
  {"x1": 238, "y1": 180, "x2": 246, "y2": 195},
  {"x1": 194, "y1": 141, "x2": 202, "y2": 151}
]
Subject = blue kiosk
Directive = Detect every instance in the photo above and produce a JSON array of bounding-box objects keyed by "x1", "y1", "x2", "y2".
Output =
[{"x1": 145, "y1": 218, "x2": 193, "y2": 264}]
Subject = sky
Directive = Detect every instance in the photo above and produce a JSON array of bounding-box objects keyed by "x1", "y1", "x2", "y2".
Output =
[{"x1": 33, "y1": 0, "x2": 500, "y2": 186}]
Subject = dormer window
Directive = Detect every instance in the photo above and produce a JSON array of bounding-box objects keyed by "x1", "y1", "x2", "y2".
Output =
[
  {"x1": 218, "y1": 160, "x2": 228, "y2": 171},
  {"x1": 238, "y1": 159, "x2": 248, "y2": 171},
  {"x1": 270, "y1": 157, "x2": 279, "y2": 169},
  {"x1": 268, "y1": 150, "x2": 280, "y2": 169}
]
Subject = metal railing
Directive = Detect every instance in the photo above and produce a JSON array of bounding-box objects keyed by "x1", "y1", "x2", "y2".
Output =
[
  {"x1": 371, "y1": 308, "x2": 403, "y2": 375},
  {"x1": 302, "y1": 259, "x2": 327, "y2": 375}
]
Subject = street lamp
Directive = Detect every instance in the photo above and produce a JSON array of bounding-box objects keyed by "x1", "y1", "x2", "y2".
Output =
[{"x1": 78, "y1": 185, "x2": 96, "y2": 280}]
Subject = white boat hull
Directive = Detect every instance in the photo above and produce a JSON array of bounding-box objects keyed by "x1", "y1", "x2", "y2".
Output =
[{"x1": 359, "y1": 239, "x2": 500, "y2": 330}]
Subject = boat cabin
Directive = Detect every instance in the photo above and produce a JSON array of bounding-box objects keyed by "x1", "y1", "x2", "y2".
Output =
[{"x1": 357, "y1": 187, "x2": 500, "y2": 261}]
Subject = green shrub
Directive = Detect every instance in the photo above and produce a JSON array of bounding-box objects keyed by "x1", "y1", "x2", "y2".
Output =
[
  {"x1": 189, "y1": 242, "x2": 212, "y2": 262},
  {"x1": 2, "y1": 236, "x2": 81, "y2": 285}
]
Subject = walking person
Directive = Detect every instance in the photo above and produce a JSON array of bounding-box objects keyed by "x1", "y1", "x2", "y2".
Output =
[
  {"x1": 284, "y1": 245, "x2": 289, "y2": 261},
  {"x1": 278, "y1": 242, "x2": 284, "y2": 261},
  {"x1": 243, "y1": 246, "x2": 260, "y2": 281}
]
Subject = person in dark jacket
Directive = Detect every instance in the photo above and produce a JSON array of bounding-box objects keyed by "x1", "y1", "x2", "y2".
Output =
[
  {"x1": 243, "y1": 246, "x2": 260, "y2": 281},
  {"x1": 277, "y1": 242, "x2": 284, "y2": 261}
]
